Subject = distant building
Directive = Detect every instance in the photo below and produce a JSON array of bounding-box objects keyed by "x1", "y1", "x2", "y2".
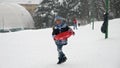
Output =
[
  {"x1": 20, "y1": 4, "x2": 38, "y2": 15},
  {"x1": 1, "y1": 0, "x2": 41, "y2": 15},
  {"x1": 0, "y1": 3, "x2": 35, "y2": 32}
]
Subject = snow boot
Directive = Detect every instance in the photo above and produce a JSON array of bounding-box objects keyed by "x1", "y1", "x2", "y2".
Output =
[{"x1": 57, "y1": 56, "x2": 67, "y2": 64}]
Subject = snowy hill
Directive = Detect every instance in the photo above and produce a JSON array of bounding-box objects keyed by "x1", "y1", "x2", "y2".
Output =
[
  {"x1": 0, "y1": 0, "x2": 42, "y2": 4},
  {"x1": 0, "y1": 19, "x2": 120, "y2": 68}
]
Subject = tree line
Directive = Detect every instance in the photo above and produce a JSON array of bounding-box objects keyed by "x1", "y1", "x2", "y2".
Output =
[{"x1": 33, "y1": 0, "x2": 120, "y2": 29}]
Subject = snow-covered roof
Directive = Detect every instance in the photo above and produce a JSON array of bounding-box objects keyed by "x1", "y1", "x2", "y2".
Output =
[
  {"x1": 0, "y1": 0, "x2": 42, "y2": 4},
  {"x1": 58, "y1": 0, "x2": 63, "y2": 4},
  {"x1": 0, "y1": 3, "x2": 34, "y2": 30}
]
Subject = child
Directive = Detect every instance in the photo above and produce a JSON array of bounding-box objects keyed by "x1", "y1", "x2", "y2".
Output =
[
  {"x1": 52, "y1": 16, "x2": 74, "y2": 64},
  {"x1": 73, "y1": 18, "x2": 78, "y2": 30}
]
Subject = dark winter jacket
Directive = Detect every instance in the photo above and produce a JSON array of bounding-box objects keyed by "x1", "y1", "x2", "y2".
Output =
[
  {"x1": 52, "y1": 22, "x2": 71, "y2": 45},
  {"x1": 52, "y1": 23, "x2": 71, "y2": 36}
]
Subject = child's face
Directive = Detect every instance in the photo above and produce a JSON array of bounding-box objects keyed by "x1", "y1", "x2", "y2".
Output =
[{"x1": 55, "y1": 19, "x2": 61, "y2": 25}]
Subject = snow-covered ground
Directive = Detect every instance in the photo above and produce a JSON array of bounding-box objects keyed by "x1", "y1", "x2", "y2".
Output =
[{"x1": 0, "y1": 19, "x2": 120, "y2": 68}]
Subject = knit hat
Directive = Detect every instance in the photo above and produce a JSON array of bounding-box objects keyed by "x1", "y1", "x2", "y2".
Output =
[{"x1": 54, "y1": 16, "x2": 62, "y2": 21}]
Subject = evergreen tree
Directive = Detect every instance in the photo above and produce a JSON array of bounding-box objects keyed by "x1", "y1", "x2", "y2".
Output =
[
  {"x1": 33, "y1": 0, "x2": 59, "y2": 28},
  {"x1": 33, "y1": 0, "x2": 120, "y2": 29},
  {"x1": 110, "y1": 0, "x2": 120, "y2": 18},
  {"x1": 33, "y1": 0, "x2": 86, "y2": 28}
]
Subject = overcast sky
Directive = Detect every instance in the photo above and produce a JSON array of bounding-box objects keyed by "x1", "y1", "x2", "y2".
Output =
[{"x1": 0, "y1": 0, "x2": 42, "y2": 4}]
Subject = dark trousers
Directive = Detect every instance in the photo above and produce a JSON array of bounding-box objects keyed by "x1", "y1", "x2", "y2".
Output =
[
  {"x1": 56, "y1": 44, "x2": 65, "y2": 58},
  {"x1": 73, "y1": 24, "x2": 78, "y2": 30}
]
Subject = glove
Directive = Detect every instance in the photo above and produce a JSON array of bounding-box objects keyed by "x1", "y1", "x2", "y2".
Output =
[
  {"x1": 68, "y1": 29, "x2": 75, "y2": 35},
  {"x1": 73, "y1": 31, "x2": 75, "y2": 35},
  {"x1": 52, "y1": 35, "x2": 56, "y2": 40}
]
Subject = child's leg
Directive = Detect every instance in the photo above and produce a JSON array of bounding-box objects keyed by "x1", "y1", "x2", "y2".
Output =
[
  {"x1": 57, "y1": 44, "x2": 65, "y2": 57},
  {"x1": 56, "y1": 44, "x2": 67, "y2": 64},
  {"x1": 75, "y1": 24, "x2": 78, "y2": 29},
  {"x1": 73, "y1": 24, "x2": 75, "y2": 30}
]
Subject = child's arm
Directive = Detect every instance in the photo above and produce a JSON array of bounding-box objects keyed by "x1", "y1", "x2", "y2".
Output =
[{"x1": 52, "y1": 26, "x2": 58, "y2": 40}]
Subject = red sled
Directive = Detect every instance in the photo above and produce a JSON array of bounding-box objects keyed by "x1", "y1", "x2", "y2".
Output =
[{"x1": 54, "y1": 31, "x2": 74, "y2": 40}]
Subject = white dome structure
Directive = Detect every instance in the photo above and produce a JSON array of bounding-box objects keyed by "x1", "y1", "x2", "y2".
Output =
[{"x1": 0, "y1": 3, "x2": 35, "y2": 32}]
